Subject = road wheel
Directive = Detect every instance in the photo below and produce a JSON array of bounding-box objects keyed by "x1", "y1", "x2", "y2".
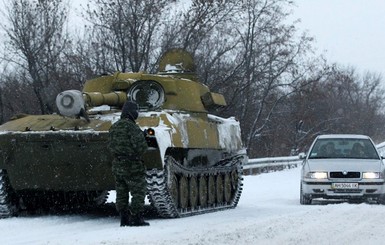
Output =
[
  {"x1": 198, "y1": 175, "x2": 208, "y2": 207},
  {"x1": 208, "y1": 175, "x2": 216, "y2": 205},
  {"x1": 231, "y1": 170, "x2": 238, "y2": 190},
  {"x1": 224, "y1": 173, "x2": 232, "y2": 203},
  {"x1": 189, "y1": 176, "x2": 198, "y2": 209},
  {"x1": 169, "y1": 174, "x2": 179, "y2": 208},
  {"x1": 216, "y1": 174, "x2": 224, "y2": 204},
  {"x1": 179, "y1": 176, "x2": 189, "y2": 209}
]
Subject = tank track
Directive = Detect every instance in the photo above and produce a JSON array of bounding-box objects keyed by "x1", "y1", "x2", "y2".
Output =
[
  {"x1": 146, "y1": 155, "x2": 244, "y2": 218},
  {"x1": 0, "y1": 170, "x2": 19, "y2": 218}
]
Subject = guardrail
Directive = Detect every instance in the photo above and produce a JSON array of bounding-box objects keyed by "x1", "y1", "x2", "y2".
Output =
[
  {"x1": 376, "y1": 142, "x2": 385, "y2": 156},
  {"x1": 244, "y1": 143, "x2": 385, "y2": 176},
  {"x1": 243, "y1": 155, "x2": 303, "y2": 175}
]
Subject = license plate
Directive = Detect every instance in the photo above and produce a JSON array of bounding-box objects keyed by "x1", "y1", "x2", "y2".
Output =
[{"x1": 332, "y1": 183, "x2": 359, "y2": 189}]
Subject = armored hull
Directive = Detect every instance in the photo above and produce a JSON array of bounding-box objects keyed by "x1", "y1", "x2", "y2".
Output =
[{"x1": 0, "y1": 49, "x2": 247, "y2": 217}]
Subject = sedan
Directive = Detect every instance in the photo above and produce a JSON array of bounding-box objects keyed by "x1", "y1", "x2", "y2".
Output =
[{"x1": 300, "y1": 134, "x2": 385, "y2": 204}]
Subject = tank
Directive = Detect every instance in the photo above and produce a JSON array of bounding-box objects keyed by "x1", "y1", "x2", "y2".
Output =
[{"x1": 0, "y1": 49, "x2": 247, "y2": 218}]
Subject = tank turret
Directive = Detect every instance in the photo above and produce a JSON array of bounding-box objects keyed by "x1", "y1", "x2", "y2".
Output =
[{"x1": 0, "y1": 49, "x2": 247, "y2": 218}]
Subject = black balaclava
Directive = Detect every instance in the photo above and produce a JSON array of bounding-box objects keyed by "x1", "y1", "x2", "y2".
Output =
[{"x1": 121, "y1": 101, "x2": 139, "y2": 121}]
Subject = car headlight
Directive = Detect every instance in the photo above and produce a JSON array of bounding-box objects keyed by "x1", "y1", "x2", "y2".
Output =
[
  {"x1": 306, "y1": 172, "x2": 328, "y2": 179},
  {"x1": 362, "y1": 172, "x2": 381, "y2": 179}
]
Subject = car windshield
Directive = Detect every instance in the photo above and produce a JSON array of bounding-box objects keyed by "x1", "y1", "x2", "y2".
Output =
[{"x1": 308, "y1": 138, "x2": 380, "y2": 159}]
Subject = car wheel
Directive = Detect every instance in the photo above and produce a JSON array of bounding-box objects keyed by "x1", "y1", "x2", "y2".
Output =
[
  {"x1": 378, "y1": 195, "x2": 385, "y2": 205},
  {"x1": 300, "y1": 183, "x2": 312, "y2": 205}
]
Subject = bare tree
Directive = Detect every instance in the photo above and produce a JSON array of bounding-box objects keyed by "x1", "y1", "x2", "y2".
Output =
[
  {"x1": 284, "y1": 65, "x2": 385, "y2": 155},
  {"x1": 162, "y1": 0, "x2": 238, "y2": 50},
  {"x1": 219, "y1": 0, "x2": 316, "y2": 155},
  {"x1": 158, "y1": 0, "x2": 241, "y2": 80},
  {"x1": 0, "y1": 72, "x2": 41, "y2": 122},
  {"x1": 323, "y1": 67, "x2": 385, "y2": 138},
  {"x1": 156, "y1": 0, "x2": 321, "y2": 157},
  {"x1": 84, "y1": 0, "x2": 174, "y2": 73},
  {"x1": 0, "y1": 86, "x2": 3, "y2": 123},
  {"x1": 1, "y1": 0, "x2": 71, "y2": 114}
]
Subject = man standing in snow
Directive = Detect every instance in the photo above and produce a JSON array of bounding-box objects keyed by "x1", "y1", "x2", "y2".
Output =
[{"x1": 108, "y1": 101, "x2": 149, "y2": 227}]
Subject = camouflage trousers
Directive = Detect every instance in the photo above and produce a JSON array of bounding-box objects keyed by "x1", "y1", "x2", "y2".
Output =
[{"x1": 112, "y1": 159, "x2": 147, "y2": 215}]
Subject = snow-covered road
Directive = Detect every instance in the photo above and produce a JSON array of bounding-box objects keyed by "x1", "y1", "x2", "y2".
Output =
[{"x1": 2, "y1": 167, "x2": 385, "y2": 245}]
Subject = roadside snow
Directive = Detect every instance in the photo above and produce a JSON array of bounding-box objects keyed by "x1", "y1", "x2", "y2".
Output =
[{"x1": 1, "y1": 167, "x2": 385, "y2": 245}]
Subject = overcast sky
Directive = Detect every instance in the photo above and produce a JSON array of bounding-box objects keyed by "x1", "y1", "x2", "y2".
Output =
[
  {"x1": 4, "y1": 0, "x2": 384, "y2": 76},
  {"x1": 70, "y1": 0, "x2": 385, "y2": 75},
  {"x1": 293, "y1": 0, "x2": 385, "y2": 75}
]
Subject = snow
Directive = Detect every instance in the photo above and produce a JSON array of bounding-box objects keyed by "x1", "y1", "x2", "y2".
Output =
[
  {"x1": 2, "y1": 167, "x2": 385, "y2": 244},
  {"x1": 208, "y1": 115, "x2": 243, "y2": 151},
  {"x1": 89, "y1": 105, "x2": 111, "y2": 112},
  {"x1": 164, "y1": 112, "x2": 190, "y2": 147},
  {"x1": 164, "y1": 64, "x2": 184, "y2": 73}
]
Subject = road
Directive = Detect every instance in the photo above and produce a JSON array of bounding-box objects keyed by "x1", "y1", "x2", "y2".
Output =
[{"x1": 1, "y1": 167, "x2": 385, "y2": 245}]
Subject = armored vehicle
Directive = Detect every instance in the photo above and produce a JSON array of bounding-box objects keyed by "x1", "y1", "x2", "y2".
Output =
[{"x1": 0, "y1": 49, "x2": 247, "y2": 218}]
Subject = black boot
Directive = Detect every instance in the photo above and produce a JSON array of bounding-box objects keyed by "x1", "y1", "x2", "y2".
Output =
[
  {"x1": 119, "y1": 210, "x2": 131, "y2": 227},
  {"x1": 131, "y1": 213, "x2": 150, "y2": 226}
]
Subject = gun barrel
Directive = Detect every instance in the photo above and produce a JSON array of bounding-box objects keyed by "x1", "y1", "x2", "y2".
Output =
[{"x1": 83, "y1": 91, "x2": 127, "y2": 107}]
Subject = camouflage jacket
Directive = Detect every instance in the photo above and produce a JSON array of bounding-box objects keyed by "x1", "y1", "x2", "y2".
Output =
[{"x1": 108, "y1": 118, "x2": 148, "y2": 157}]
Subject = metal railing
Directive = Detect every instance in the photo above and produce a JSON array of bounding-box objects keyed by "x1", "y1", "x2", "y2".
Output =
[
  {"x1": 243, "y1": 142, "x2": 385, "y2": 176},
  {"x1": 376, "y1": 142, "x2": 385, "y2": 156},
  {"x1": 243, "y1": 155, "x2": 302, "y2": 175}
]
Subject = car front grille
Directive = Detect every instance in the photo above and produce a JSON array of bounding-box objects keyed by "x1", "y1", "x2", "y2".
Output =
[{"x1": 329, "y1": 171, "x2": 360, "y2": 178}]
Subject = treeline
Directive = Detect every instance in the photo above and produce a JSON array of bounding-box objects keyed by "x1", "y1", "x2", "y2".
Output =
[{"x1": 0, "y1": 0, "x2": 384, "y2": 158}]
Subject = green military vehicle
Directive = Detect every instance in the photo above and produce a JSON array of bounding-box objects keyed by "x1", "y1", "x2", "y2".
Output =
[{"x1": 0, "y1": 49, "x2": 247, "y2": 218}]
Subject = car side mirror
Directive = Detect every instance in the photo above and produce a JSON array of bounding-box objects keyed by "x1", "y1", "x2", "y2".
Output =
[{"x1": 299, "y1": 152, "x2": 306, "y2": 159}]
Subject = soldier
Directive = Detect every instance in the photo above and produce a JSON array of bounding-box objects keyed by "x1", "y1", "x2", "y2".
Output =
[{"x1": 108, "y1": 101, "x2": 149, "y2": 226}]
